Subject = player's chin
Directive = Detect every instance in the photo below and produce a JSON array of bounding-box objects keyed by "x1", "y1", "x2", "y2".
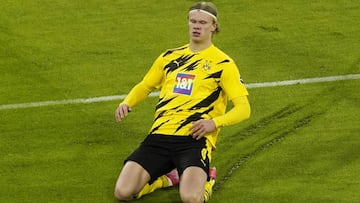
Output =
[
  {"x1": 190, "y1": 33, "x2": 201, "y2": 39},
  {"x1": 190, "y1": 37, "x2": 203, "y2": 43}
]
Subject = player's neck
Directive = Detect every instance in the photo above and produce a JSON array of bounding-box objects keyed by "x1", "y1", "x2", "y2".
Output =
[{"x1": 189, "y1": 40, "x2": 212, "y2": 53}]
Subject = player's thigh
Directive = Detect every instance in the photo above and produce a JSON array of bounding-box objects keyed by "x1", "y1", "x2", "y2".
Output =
[
  {"x1": 175, "y1": 137, "x2": 212, "y2": 178},
  {"x1": 115, "y1": 161, "x2": 150, "y2": 194},
  {"x1": 179, "y1": 166, "x2": 207, "y2": 201}
]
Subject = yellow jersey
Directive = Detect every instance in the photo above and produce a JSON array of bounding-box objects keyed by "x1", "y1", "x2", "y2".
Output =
[{"x1": 122, "y1": 44, "x2": 249, "y2": 148}]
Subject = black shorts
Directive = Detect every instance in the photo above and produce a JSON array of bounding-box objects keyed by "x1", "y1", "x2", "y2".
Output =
[{"x1": 125, "y1": 134, "x2": 211, "y2": 184}]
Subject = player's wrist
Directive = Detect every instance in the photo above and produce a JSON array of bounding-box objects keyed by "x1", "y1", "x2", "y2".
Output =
[
  {"x1": 212, "y1": 118, "x2": 222, "y2": 128},
  {"x1": 119, "y1": 103, "x2": 129, "y2": 107}
]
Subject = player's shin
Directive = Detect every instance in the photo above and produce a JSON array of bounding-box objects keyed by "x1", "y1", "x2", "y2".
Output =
[{"x1": 134, "y1": 175, "x2": 170, "y2": 199}]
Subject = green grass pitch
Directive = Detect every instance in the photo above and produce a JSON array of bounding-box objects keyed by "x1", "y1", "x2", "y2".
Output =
[{"x1": 1, "y1": 0, "x2": 359, "y2": 202}]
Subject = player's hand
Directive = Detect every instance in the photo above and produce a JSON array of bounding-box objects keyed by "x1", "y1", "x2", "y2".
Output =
[
  {"x1": 115, "y1": 104, "x2": 132, "y2": 122},
  {"x1": 190, "y1": 119, "x2": 216, "y2": 140}
]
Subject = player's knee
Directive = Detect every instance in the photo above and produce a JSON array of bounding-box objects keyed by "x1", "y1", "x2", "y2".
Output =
[
  {"x1": 114, "y1": 186, "x2": 133, "y2": 201},
  {"x1": 180, "y1": 191, "x2": 204, "y2": 203}
]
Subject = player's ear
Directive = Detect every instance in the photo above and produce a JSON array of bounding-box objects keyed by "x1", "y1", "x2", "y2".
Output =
[
  {"x1": 212, "y1": 22, "x2": 220, "y2": 34},
  {"x1": 212, "y1": 23, "x2": 217, "y2": 32}
]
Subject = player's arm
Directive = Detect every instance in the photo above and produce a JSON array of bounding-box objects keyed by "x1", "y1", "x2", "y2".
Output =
[
  {"x1": 212, "y1": 60, "x2": 251, "y2": 127},
  {"x1": 190, "y1": 61, "x2": 251, "y2": 138},
  {"x1": 190, "y1": 96, "x2": 250, "y2": 139},
  {"x1": 115, "y1": 81, "x2": 153, "y2": 122},
  {"x1": 115, "y1": 55, "x2": 164, "y2": 122},
  {"x1": 212, "y1": 95, "x2": 250, "y2": 127}
]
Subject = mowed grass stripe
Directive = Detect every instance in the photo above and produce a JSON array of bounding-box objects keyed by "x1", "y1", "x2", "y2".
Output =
[{"x1": 1, "y1": 74, "x2": 359, "y2": 110}]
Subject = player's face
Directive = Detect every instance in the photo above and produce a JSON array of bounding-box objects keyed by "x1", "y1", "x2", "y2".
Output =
[{"x1": 188, "y1": 11, "x2": 216, "y2": 43}]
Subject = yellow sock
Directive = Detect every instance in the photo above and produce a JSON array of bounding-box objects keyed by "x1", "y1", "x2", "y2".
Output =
[
  {"x1": 204, "y1": 179, "x2": 215, "y2": 202},
  {"x1": 135, "y1": 175, "x2": 169, "y2": 199}
]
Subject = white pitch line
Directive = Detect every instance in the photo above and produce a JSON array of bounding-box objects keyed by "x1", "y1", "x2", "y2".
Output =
[
  {"x1": 246, "y1": 73, "x2": 360, "y2": 88},
  {"x1": 1, "y1": 74, "x2": 359, "y2": 110}
]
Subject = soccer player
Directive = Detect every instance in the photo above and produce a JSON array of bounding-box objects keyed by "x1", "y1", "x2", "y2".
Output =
[{"x1": 114, "y1": 2, "x2": 251, "y2": 202}]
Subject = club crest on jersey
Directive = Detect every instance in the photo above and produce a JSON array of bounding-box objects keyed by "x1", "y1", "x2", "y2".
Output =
[
  {"x1": 202, "y1": 60, "x2": 212, "y2": 71},
  {"x1": 173, "y1": 73, "x2": 195, "y2": 95}
]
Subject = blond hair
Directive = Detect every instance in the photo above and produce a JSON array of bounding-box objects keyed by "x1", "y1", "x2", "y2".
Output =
[{"x1": 189, "y1": 2, "x2": 220, "y2": 34}]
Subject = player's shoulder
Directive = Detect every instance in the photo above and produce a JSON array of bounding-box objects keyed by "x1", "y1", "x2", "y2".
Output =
[
  {"x1": 209, "y1": 45, "x2": 235, "y2": 65},
  {"x1": 162, "y1": 44, "x2": 189, "y2": 57}
]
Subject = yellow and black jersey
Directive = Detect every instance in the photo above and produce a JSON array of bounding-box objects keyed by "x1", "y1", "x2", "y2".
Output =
[{"x1": 122, "y1": 44, "x2": 249, "y2": 148}]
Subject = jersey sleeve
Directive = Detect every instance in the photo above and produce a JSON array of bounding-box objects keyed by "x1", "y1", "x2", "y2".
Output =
[
  {"x1": 121, "y1": 54, "x2": 164, "y2": 107},
  {"x1": 141, "y1": 54, "x2": 165, "y2": 89},
  {"x1": 212, "y1": 95, "x2": 250, "y2": 127},
  {"x1": 220, "y1": 61, "x2": 249, "y2": 100},
  {"x1": 212, "y1": 61, "x2": 250, "y2": 127}
]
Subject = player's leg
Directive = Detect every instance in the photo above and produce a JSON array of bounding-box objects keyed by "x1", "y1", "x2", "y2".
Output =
[
  {"x1": 204, "y1": 167, "x2": 217, "y2": 202},
  {"x1": 179, "y1": 167, "x2": 216, "y2": 202},
  {"x1": 179, "y1": 166, "x2": 208, "y2": 203},
  {"x1": 114, "y1": 161, "x2": 150, "y2": 201},
  {"x1": 115, "y1": 161, "x2": 174, "y2": 200},
  {"x1": 175, "y1": 137, "x2": 213, "y2": 203},
  {"x1": 114, "y1": 135, "x2": 174, "y2": 200},
  {"x1": 135, "y1": 169, "x2": 179, "y2": 199},
  {"x1": 178, "y1": 166, "x2": 217, "y2": 202}
]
